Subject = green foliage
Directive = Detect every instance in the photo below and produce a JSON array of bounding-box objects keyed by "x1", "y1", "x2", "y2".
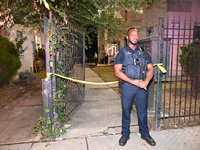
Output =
[
  {"x1": 0, "y1": 35, "x2": 22, "y2": 86},
  {"x1": 33, "y1": 114, "x2": 69, "y2": 140},
  {"x1": 0, "y1": 0, "x2": 43, "y2": 29},
  {"x1": 15, "y1": 36, "x2": 28, "y2": 54},
  {"x1": 33, "y1": 115, "x2": 57, "y2": 140},
  {"x1": 67, "y1": 0, "x2": 162, "y2": 40},
  {"x1": 37, "y1": 0, "x2": 53, "y2": 10},
  {"x1": 0, "y1": 0, "x2": 162, "y2": 38},
  {"x1": 0, "y1": 0, "x2": 164, "y2": 52},
  {"x1": 33, "y1": 116, "x2": 45, "y2": 137},
  {"x1": 179, "y1": 40, "x2": 200, "y2": 95}
]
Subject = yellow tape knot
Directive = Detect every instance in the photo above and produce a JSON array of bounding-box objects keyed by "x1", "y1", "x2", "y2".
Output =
[{"x1": 153, "y1": 63, "x2": 167, "y2": 73}]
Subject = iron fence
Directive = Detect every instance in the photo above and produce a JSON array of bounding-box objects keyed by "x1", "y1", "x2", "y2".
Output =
[
  {"x1": 140, "y1": 16, "x2": 200, "y2": 128},
  {"x1": 157, "y1": 16, "x2": 200, "y2": 128}
]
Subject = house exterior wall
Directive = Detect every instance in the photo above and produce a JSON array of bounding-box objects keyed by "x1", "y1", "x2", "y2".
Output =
[
  {"x1": 140, "y1": 0, "x2": 200, "y2": 38},
  {"x1": 139, "y1": 5, "x2": 167, "y2": 40},
  {"x1": 119, "y1": 0, "x2": 200, "y2": 77},
  {"x1": 97, "y1": 4, "x2": 166, "y2": 61},
  {"x1": 98, "y1": 0, "x2": 200, "y2": 67},
  {"x1": 2, "y1": 24, "x2": 44, "y2": 73},
  {"x1": 116, "y1": 0, "x2": 200, "y2": 47}
]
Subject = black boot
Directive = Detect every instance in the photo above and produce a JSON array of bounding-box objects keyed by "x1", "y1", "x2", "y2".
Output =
[
  {"x1": 141, "y1": 135, "x2": 156, "y2": 146},
  {"x1": 119, "y1": 136, "x2": 130, "y2": 146}
]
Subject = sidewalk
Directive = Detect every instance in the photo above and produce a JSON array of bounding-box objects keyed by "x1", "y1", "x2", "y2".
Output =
[{"x1": 0, "y1": 67, "x2": 199, "y2": 150}]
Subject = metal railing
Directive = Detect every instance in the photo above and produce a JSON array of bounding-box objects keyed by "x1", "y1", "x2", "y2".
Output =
[{"x1": 140, "y1": 16, "x2": 200, "y2": 128}]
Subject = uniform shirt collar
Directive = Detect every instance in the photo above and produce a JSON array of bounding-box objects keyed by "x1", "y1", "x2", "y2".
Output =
[{"x1": 125, "y1": 45, "x2": 139, "y2": 53}]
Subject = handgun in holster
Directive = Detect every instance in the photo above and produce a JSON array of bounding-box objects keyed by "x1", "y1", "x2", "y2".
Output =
[{"x1": 139, "y1": 60, "x2": 147, "y2": 81}]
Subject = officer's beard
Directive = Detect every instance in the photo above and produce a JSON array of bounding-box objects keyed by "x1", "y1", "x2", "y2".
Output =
[{"x1": 128, "y1": 40, "x2": 137, "y2": 45}]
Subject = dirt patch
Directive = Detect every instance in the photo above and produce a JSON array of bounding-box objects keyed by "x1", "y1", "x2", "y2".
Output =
[
  {"x1": 0, "y1": 83, "x2": 34, "y2": 108},
  {"x1": 0, "y1": 70, "x2": 46, "y2": 109}
]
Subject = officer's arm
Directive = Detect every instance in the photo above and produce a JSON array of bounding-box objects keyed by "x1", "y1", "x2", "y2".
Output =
[
  {"x1": 145, "y1": 63, "x2": 154, "y2": 84},
  {"x1": 114, "y1": 64, "x2": 140, "y2": 86}
]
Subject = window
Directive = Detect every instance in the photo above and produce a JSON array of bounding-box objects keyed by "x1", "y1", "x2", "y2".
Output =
[
  {"x1": 171, "y1": 22, "x2": 180, "y2": 28},
  {"x1": 193, "y1": 26, "x2": 200, "y2": 41},
  {"x1": 146, "y1": 27, "x2": 154, "y2": 37},
  {"x1": 32, "y1": 41, "x2": 36, "y2": 52}
]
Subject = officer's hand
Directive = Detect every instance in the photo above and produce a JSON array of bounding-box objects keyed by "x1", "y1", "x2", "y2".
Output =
[
  {"x1": 138, "y1": 81, "x2": 148, "y2": 90},
  {"x1": 131, "y1": 79, "x2": 141, "y2": 87}
]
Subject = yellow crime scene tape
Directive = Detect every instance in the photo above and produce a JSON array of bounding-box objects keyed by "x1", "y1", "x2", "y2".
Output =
[
  {"x1": 153, "y1": 63, "x2": 167, "y2": 73},
  {"x1": 45, "y1": 63, "x2": 167, "y2": 85},
  {"x1": 45, "y1": 72, "x2": 118, "y2": 85}
]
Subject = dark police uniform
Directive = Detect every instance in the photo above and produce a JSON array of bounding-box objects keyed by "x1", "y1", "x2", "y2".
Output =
[{"x1": 114, "y1": 45, "x2": 152, "y2": 137}]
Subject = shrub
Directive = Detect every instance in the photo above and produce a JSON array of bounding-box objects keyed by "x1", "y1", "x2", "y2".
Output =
[
  {"x1": 0, "y1": 35, "x2": 22, "y2": 87},
  {"x1": 19, "y1": 71, "x2": 36, "y2": 83},
  {"x1": 179, "y1": 40, "x2": 200, "y2": 95}
]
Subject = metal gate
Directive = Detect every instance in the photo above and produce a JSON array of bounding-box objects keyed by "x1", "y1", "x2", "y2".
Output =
[
  {"x1": 155, "y1": 16, "x2": 200, "y2": 128},
  {"x1": 42, "y1": 15, "x2": 85, "y2": 129}
]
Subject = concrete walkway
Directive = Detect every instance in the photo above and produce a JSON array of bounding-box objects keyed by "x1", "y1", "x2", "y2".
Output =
[
  {"x1": 0, "y1": 67, "x2": 199, "y2": 150},
  {"x1": 0, "y1": 85, "x2": 43, "y2": 145}
]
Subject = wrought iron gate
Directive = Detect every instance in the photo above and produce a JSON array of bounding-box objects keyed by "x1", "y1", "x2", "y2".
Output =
[
  {"x1": 155, "y1": 16, "x2": 200, "y2": 128},
  {"x1": 42, "y1": 15, "x2": 85, "y2": 129}
]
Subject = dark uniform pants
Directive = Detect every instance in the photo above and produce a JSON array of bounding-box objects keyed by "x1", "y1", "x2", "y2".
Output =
[{"x1": 121, "y1": 82, "x2": 149, "y2": 137}]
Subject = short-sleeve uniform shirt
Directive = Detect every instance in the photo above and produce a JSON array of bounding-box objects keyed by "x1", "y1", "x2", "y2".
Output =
[{"x1": 114, "y1": 46, "x2": 152, "y2": 65}]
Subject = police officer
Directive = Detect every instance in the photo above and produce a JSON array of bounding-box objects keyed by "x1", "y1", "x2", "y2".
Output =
[{"x1": 114, "y1": 27, "x2": 156, "y2": 146}]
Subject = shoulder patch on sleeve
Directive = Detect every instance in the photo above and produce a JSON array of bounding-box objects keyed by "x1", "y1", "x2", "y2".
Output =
[{"x1": 114, "y1": 51, "x2": 119, "y2": 58}]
